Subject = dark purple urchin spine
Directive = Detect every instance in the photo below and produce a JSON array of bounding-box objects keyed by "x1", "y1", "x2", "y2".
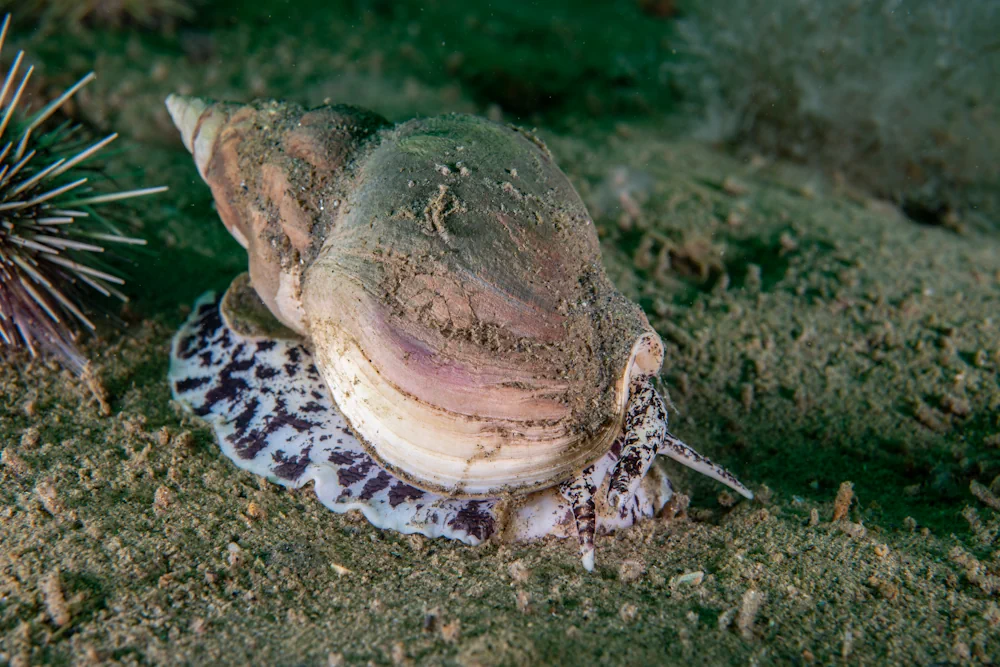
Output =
[{"x1": 0, "y1": 14, "x2": 166, "y2": 373}]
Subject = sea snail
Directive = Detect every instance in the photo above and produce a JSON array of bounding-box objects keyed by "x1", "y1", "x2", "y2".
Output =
[{"x1": 166, "y1": 96, "x2": 752, "y2": 570}]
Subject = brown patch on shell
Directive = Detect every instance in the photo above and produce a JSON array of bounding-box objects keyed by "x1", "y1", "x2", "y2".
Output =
[{"x1": 169, "y1": 97, "x2": 390, "y2": 332}]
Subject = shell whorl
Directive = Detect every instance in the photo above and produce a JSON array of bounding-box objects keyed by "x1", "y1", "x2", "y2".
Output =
[{"x1": 300, "y1": 114, "x2": 664, "y2": 496}]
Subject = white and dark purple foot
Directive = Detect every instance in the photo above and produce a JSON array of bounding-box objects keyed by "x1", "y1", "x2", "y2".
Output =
[
  {"x1": 169, "y1": 292, "x2": 501, "y2": 544},
  {"x1": 607, "y1": 376, "x2": 753, "y2": 515},
  {"x1": 168, "y1": 292, "x2": 676, "y2": 569}
]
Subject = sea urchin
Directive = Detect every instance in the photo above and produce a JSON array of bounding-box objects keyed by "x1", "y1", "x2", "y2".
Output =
[{"x1": 0, "y1": 14, "x2": 166, "y2": 372}]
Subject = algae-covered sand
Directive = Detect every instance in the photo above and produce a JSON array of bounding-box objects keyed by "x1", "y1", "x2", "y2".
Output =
[{"x1": 2, "y1": 2, "x2": 999, "y2": 664}]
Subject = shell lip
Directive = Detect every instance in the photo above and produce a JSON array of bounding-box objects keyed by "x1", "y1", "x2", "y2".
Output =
[
  {"x1": 332, "y1": 404, "x2": 525, "y2": 500},
  {"x1": 325, "y1": 350, "x2": 586, "y2": 500},
  {"x1": 619, "y1": 330, "x2": 664, "y2": 394},
  {"x1": 314, "y1": 327, "x2": 666, "y2": 501},
  {"x1": 219, "y1": 273, "x2": 304, "y2": 342}
]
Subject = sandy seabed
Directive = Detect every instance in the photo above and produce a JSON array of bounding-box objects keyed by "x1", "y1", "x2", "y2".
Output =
[{"x1": 2, "y1": 3, "x2": 999, "y2": 664}]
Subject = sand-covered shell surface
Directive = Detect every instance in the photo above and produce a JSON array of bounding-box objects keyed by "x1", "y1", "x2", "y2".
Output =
[{"x1": 166, "y1": 96, "x2": 752, "y2": 569}]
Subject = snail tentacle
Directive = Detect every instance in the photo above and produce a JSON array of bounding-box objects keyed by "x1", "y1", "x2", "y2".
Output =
[
  {"x1": 608, "y1": 377, "x2": 755, "y2": 511},
  {"x1": 657, "y1": 431, "x2": 755, "y2": 500}
]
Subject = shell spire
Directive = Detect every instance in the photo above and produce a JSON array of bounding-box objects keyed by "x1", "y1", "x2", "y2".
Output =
[
  {"x1": 164, "y1": 95, "x2": 221, "y2": 179},
  {"x1": 165, "y1": 95, "x2": 391, "y2": 333}
]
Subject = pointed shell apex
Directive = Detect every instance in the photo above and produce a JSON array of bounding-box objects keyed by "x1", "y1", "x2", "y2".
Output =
[
  {"x1": 165, "y1": 94, "x2": 228, "y2": 180},
  {"x1": 165, "y1": 94, "x2": 207, "y2": 152}
]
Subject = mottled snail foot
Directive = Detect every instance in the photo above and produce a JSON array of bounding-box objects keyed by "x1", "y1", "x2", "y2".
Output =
[
  {"x1": 559, "y1": 466, "x2": 598, "y2": 572},
  {"x1": 607, "y1": 378, "x2": 754, "y2": 515},
  {"x1": 169, "y1": 292, "x2": 501, "y2": 545},
  {"x1": 169, "y1": 292, "x2": 675, "y2": 569}
]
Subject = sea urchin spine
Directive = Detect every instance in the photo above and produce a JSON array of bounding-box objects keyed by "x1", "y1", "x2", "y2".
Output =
[{"x1": 0, "y1": 14, "x2": 166, "y2": 372}]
